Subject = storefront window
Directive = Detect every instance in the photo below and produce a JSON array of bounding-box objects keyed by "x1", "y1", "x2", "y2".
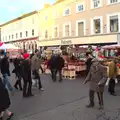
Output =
[{"x1": 110, "y1": 15, "x2": 119, "y2": 32}]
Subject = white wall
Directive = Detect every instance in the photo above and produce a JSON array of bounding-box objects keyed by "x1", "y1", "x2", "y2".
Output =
[{"x1": 1, "y1": 13, "x2": 39, "y2": 43}]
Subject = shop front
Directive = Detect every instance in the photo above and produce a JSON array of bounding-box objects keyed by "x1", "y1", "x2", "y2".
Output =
[{"x1": 39, "y1": 34, "x2": 118, "y2": 47}]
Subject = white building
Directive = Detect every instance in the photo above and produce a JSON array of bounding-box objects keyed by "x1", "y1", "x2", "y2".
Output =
[{"x1": 0, "y1": 11, "x2": 40, "y2": 51}]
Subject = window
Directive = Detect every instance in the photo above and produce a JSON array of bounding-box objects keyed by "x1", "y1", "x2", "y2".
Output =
[
  {"x1": 110, "y1": 15, "x2": 119, "y2": 32},
  {"x1": 54, "y1": 27, "x2": 58, "y2": 38},
  {"x1": 26, "y1": 31, "x2": 28, "y2": 37},
  {"x1": 93, "y1": 19, "x2": 101, "y2": 33},
  {"x1": 32, "y1": 29, "x2": 34, "y2": 36},
  {"x1": 91, "y1": 17, "x2": 103, "y2": 34},
  {"x1": 12, "y1": 34, "x2": 14, "y2": 39},
  {"x1": 77, "y1": 21, "x2": 85, "y2": 36},
  {"x1": 108, "y1": 0, "x2": 120, "y2": 4},
  {"x1": 65, "y1": 25, "x2": 70, "y2": 37},
  {"x1": 64, "y1": 8, "x2": 70, "y2": 16},
  {"x1": 16, "y1": 33, "x2": 18, "y2": 38},
  {"x1": 76, "y1": 4, "x2": 84, "y2": 13},
  {"x1": 92, "y1": 0, "x2": 101, "y2": 8},
  {"x1": 45, "y1": 30, "x2": 48, "y2": 38},
  {"x1": 20, "y1": 32, "x2": 22, "y2": 38}
]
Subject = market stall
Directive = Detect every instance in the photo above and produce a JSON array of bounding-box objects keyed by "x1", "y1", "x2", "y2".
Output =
[{"x1": 0, "y1": 43, "x2": 22, "y2": 59}]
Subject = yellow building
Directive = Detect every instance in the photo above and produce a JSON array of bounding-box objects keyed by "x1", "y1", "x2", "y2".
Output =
[{"x1": 38, "y1": 0, "x2": 120, "y2": 47}]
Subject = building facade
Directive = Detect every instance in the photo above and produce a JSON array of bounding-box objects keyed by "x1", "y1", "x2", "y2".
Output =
[
  {"x1": 0, "y1": 11, "x2": 40, "y2": 51},
  {"x1": 38, "y1": 0, "x2": 120, "y2": 46}
]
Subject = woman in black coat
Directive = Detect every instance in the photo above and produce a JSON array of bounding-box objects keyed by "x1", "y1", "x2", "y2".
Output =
[{"x1": 0, "y1": 78, "x2": 13, "y2": 120}]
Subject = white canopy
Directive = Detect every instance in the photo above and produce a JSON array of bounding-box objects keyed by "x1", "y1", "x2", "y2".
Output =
[
  {"x1": 103, "y1": 44, "x2": 120, "y2": 49},
  {"x1": 0, "y1": 43, "x2": 20, "y2": 50}
]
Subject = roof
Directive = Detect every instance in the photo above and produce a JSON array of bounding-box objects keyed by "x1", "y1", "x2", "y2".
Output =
[{"x1": 0, "y1": 11, "x2": 38, "y2": 27}]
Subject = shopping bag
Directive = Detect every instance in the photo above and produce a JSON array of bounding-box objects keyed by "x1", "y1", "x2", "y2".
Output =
[
  {"x1": 115, "y1": 78, "x2": 118, "y2": 84},
  {"x1": 105, "y1": 78, "x2": 110, "y2": 86}
]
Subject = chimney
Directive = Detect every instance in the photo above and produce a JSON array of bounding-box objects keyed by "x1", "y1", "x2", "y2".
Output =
[{"x1": 44, "y1": 4, "x2": 51, "y2": 9}]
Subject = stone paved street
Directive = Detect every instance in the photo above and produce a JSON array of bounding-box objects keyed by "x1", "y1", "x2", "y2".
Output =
[{"x1": 7, "y1": 66, "x2": 120, "y2": 120}]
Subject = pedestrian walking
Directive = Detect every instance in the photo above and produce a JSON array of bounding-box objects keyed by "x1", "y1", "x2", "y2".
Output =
[
  {"x1": 48, "y1": 54, "x2": 64, "y2": 82},
  {"x1": 56, "y1": 54, "x2": 65, "y2": 82},
  {"x1": 84, "y1": 58, "x2": 107, "y2": 109},
  {"x1": 0, "y1": 77, "x2": 14, "y2": 120},
  {"x1": 22, "y1": 53, "x2": 33, "y2": 97},
  {"x1": 13, "y1": 53, "x2": 23, "y2": 91},
  {"x1": 31, "y1": 49, "x2": 44, "y2": 91},
  {"x1": 108, "y1": 59, "x2": 117, "y2": 96},
  {"x1": 85, "y1": 52, "x2": 93, "y2": 75},
  {"x1": 0, "y1": 51, "x2": 14, "y2": 93}
]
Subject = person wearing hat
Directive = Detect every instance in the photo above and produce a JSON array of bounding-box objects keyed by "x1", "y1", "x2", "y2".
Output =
[
  {"x1": 83, "y1": 58, "x2": 107, "y2": 109},
  {"x1": 31, "y1": 49, "x2": 44, "y2": 90},
  {"x1": 22, "y1": 52, "x2": 33, "y2": 97}
]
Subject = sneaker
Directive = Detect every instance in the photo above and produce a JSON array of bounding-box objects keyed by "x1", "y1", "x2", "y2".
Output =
[{"x1": 40, "y1": 88, "x2": 44, "y2": 91}]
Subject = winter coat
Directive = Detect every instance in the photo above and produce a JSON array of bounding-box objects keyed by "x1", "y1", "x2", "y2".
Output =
[
  {"x1": 56, "y1": 56, "x2": 65, "y2": 70},
  {"x1": 13, "y1": 58, "x2": 23, "y2": 76},
  {"x1": 0, "y1": 57, "x2": 10, "y2": 76},
  {"x1": 31, "y1": 54, "x2": 41, "y2": 71},
  {"x1": 0, "y1": 78, "x2": 11, "y2": 113},
  {"x1": 84, "y1": 59, "x2": 107, "y2": 92},
  {"x1": 22, "y1": 59, "x2": 31, "y2": 81},
  {"x1": 108, "y1": 61, "x2": 117, "y2": 78}
]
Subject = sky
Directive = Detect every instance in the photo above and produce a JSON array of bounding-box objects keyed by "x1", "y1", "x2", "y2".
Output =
[{"x1": 0, "y1": 0, "x2": 55, "y2": 25}]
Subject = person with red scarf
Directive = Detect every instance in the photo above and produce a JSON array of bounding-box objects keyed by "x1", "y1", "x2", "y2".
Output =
[{"x1": 22, "y1": 52, "x2": 33, "y2": 97}]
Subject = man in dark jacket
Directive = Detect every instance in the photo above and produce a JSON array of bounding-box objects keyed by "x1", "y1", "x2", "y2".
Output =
[
  {"x1": 0, "y1": 51, "x2": 14, "y2": 92},
  {"x1": 48, "y1": 54, "x2": 64, "y2": 82},
  {"x1": 86, "y1": 52, "x2": 93, "y2": 75},
  {"x1": 56, "y1": 54, "x2": 65, "y2": 82},
  {"x1": 22, "y1": 53, "x2": 33, "y2": 97},
  {"x1": 13, "y1": 54, "x2": 23, "y2": 91}
]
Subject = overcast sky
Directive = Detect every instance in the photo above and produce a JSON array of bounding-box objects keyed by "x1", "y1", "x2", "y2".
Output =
[{"x1": 0, "y1": 0, "x2": 55, "y2": 24}]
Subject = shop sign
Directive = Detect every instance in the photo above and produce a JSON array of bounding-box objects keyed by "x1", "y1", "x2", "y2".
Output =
[{"x1": 61, "y1": 40, "x2": 72, "y2": 45}]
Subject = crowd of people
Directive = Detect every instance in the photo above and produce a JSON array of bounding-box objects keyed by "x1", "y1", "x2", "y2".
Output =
[
  {"x1": 0, "y1": 49, "x2": 65, "y2": 120},
  {"x1": 0, "y1": 49, "x2": 119, "y2": 119}
]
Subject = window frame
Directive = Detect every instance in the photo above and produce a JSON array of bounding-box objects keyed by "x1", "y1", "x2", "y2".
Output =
[
  {"x1": 91, "y1": 16, "x2": 103, "y2": 35},
  {"x1": 63, "y1": 7, "x2": 71, "y2": 16},
  {"x1": 91, "y1": 0, "x2": 102, "y2": 9},
  {"x1": 32, "y1": 29, "x2": 34, "y2": 36},
  {"x1": 107, "y1": 13, "x2": 120, "y2": 33},
  {"x1": 107, "y1": 0, "x2": 120, "y2": 5},
  {"x1": 76, "y1": 20, "x2": 86, "y2": 36},
  {"x1": 52, "y1": 25, "x2": 59, "y2": 38},
  {"x1": 63, "y1": 22, "x2": 71, "y2": 37},
  {"x1": 76, "y1": 3, "x2": 85, "y2": 13}
]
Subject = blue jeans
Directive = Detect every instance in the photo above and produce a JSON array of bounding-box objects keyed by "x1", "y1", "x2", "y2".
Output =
[{"x1": 3, "y1": 74, "x2": 13, "y2": 92}]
